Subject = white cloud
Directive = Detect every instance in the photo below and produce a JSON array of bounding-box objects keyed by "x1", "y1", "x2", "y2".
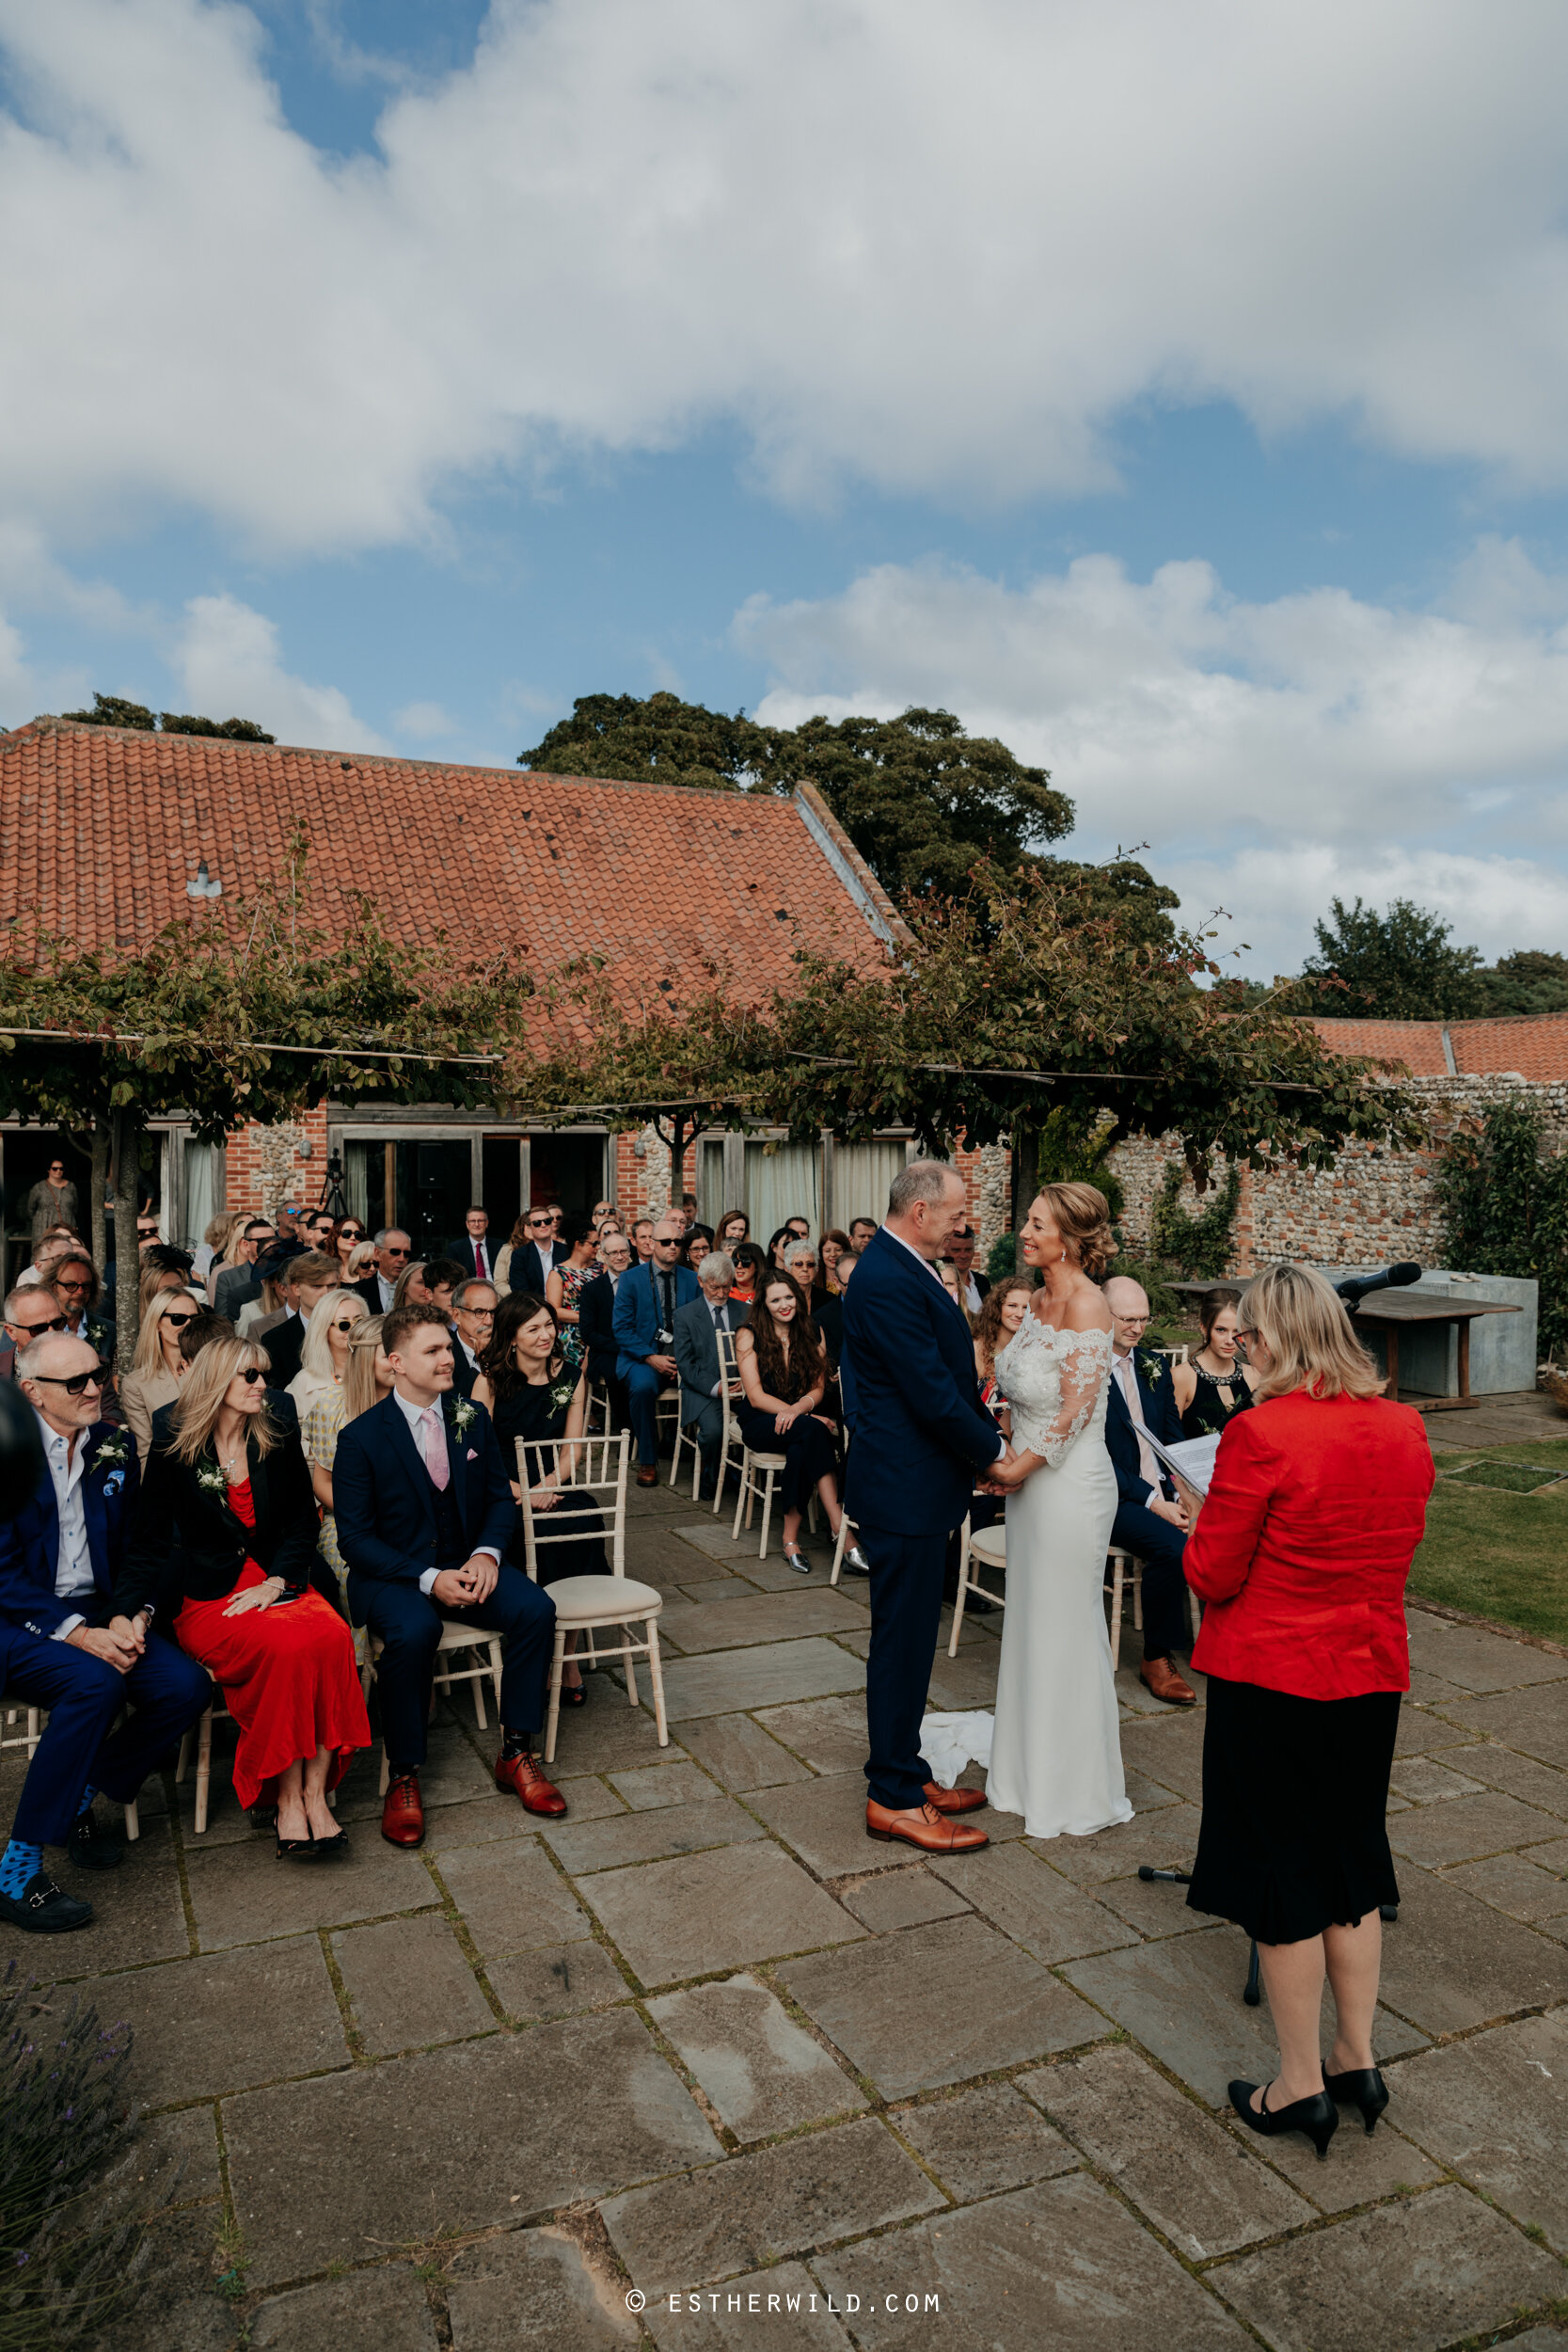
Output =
[
  {"x1": 393, "y1": 698, "x2": 458, "y2": 739},
  {"x1": 3, "y1": 0, "x2": 1568, "y2": 552},
  {"x1": 735, "y1": 540, "x2": 1568, "y2": 971},
  {"x1": 171, "y1": 593, "x2": 390, "y2": 750}
]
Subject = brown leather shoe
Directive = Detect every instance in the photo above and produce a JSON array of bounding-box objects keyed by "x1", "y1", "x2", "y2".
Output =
[
  {"x1": 497, "y1": 1750, "x2": 568, "y2": 1816},
  {"x1": 381, "y1": 1772, "x2": 425, "y2": 1847},
  {"x1": 1140, "y1": 1656, "x2": 1197, "y2": 1707},
  {"x1": 636, "y1": 1465, "x2": 658, "y2": 1487},
  {"x1": 866, "y1": 1799, "x2": 988, "y2": 1851},
  {"x1": 923, "y1": 1781, "x2": 988, "y2": 1815}
]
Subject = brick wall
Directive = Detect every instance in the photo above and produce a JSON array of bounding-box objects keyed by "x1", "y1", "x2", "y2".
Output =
[{"x1": 224, "y1": 1103, "x2": 330, "y2": 1219}]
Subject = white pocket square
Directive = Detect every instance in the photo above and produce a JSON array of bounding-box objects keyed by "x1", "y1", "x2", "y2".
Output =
[{"x1": 466, "y1": 1447, "x2": 479, "y2": 1459}]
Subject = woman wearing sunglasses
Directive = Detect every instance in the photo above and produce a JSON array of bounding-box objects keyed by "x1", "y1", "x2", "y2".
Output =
[
  {"x1": 119, "y1": 1333, "x2": 371, "y2": 1858},
  {"x1": 120, "y1": 1287, "x2": 207, "y2": 1464},
  {"x1": 288, "y1": 1290, "x2": 367, "y2": 1412},
  {"x1": 331, "y1": 1219, "x2": 367, "y2": 1274}
]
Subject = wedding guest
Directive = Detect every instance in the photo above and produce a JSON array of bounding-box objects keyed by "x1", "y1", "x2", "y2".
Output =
[
  {"x1": 508, "y1": 1208, "x2": 566, "y2": 1297},
  {"x1": 450, "y1": 1279, "x2": 499, "y2": 1398},
  {"x1": 545, "y1": 1220, "x2": 598, "y2": 1370},
  {"x1": 303, "y1": 1210, "x2": 339, "y2": 1252},
  {"x1": 0, "y1": 1333, "x2": 211, "y2": 1932},
  {"x1": 631, "y1": 1217, "x2": 655, "y2": 1263},
  {"x1": 683, "y1": 1224, "x2": 715, "y2": 1272},
  {"x1": 333, "y1": 1303, "x2": 565, "y2": 1846},
  {"x1": 819, "y1": 1230, "x2": 851, "y2": 1293},
  {"x1": 287, "y1": 1288, "x2": 366, "y2": 1412},
  {"x1": 119, "y1": 1333, "x2": 370, "y2": 1858},
  {"x1": 734, "y1": 1269, "x2": 854, "y2": 1575},
  {"x1": 192, "y1": 1213, "x2": 240, "y2": 1290},
  {"x1": 389, "y1": 1261, "x2": 434, "y2": 1312},
  {"x1": 3, "y1": 1284, "x2": 71, "y2": 1386},
  {"x1": 765, "y1": 1225, "x2": 795, "y2": 1272},
  {"x1": 578, "y1": 1232, "x2": 631, "y2": 1433},
  {"x1": 25, "y1": 1158, "x2": 78, "y2": 1248},
  {"x1": 716, "y1": 1210, "x2": 750, "y2": 1251},
  {"x1": 783, "y1": 1238, "x2": 842, "y2": 1373},
  {"x1": 834, "y1": 1248, "x2": 860, "y2": 1286},
  {"x1": 935, "y1": 1258, "x2": 973, "y2": 1329},
  {"x1": 1178, "y1": 1262, "x2": 1433, "y2": 2158},
  {"x1": 847, "y1": 1216, "x2": 878, "y2": 1251},
  {"x1": 947, "y1": 1224, "x2": 990, "y2": 1317},
  {"x1": 345, "y1": 1239, "x2": 378, "y2": 1289},
  {"x1": 260, "y1": 1249, "x2": 342, "y2": 1391},
  {"x1": 590, "y1": 1199, "x2": 613, "y2": 1233},
  {"x1": 206, "y1": 1214, "x2": 250, "y2": 1304},
  {"x1": 673, "y1": 1252, "x2": 743, "y2": 1500},
  {"x1": 422, "y1": 1257, "x2": 466, "y2": 1318},
  {"x1": 17, "y1": 1230, "x2": 83, "y2": 1290},
  {"x1": 50, "y1": 1253, "x2": 116, "y2": 1362},
  {"x1": 450, "y1": 1209, "x2": 497, "y2": 1285},
  {"x1": 729, "y1": 1242, "x2": 767, "y2": 1306},
  {"x1": 973, "y1": 1277, "x2": 1034, "y2": 1412},
  {"x1": 474, "y1": 1295, "x2": 606, "y2": 1701},
  {"x1": 352, "y1": 1229, "x2": 412, "y2": 1315},
  {"x1": 214, "y1": 1219, "x2": 277, "y2": 1323},
  {"x1": 1174, "y1": 1287, "x2": 1259, "y2": 1438},
  {"x1": 613, "y1": 1217, "x2": 698, "y2": 1487},
  {"x1": 491, "y1": 1213, "x2": 531, "y2": 1295},
  {"x1": 139, "y1": 1257, "x2": 196, "y2": 1329},
  {"x1": 1103, "y1": 1274, "x2": 1197, "y2": 1708},
  {"x1": 298, "y1": 1313, "x2": 388, "y2": 1654},
  {"x1": 121, "y1": 1289, "x2": 204, "y2": 1462},
  {"x1": 331, "y1": 1217, "x2": 368, "y2": 1275}
]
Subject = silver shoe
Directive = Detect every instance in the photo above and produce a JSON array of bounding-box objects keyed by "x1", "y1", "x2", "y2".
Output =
[
  {"x1": 844, "y1": 1545, "x2": 872, "y2": 1576},
  {"x1": 783, "y1": 1548, "x2": 812, "y2": 1575}
]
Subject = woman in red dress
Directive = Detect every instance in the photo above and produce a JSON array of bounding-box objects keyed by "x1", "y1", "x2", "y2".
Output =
[{"x1": 118, "y1": 1332, "x2": 370, "y2": 1858}]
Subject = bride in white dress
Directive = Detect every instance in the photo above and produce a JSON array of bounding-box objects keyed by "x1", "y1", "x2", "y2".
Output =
[{"x1": 987, "y1": 1184, "x2": 1132, "y2": 1839}]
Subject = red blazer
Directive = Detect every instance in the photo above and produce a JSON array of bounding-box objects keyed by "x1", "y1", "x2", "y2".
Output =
[{"x1": 1186, "y1": 1391, "x2": 1433, "y2": 1701}]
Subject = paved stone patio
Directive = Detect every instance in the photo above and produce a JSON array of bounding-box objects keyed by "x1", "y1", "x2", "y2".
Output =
[{"x1": 11, "y1": 1470, "x2": 1568, "y2": 2350}]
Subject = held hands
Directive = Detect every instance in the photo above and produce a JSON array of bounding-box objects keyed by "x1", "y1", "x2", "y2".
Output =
[
  {"x1": 69, "y1": 1620, "x2": 141, "y2": 1674},
  {"x1": 432, "y1": 1554, "x2": 500, "y2": 1609},
  {"x1": 223, "y1": 1576, "x2": 287, "y2": 1619},
  {"x1": 529, "y1": 1477, "x2": 563, "y2": 1513},
  {"x1": 978, "y1": 1441, "x2": 1026, "y2": 1496}
]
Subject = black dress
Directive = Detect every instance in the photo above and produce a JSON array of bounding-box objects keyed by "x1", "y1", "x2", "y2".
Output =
[
  {"x1": 490, "y1": 1376, "x2": 608, "y2": 1587},
  {"x1": 736, "y1": 1328, "x2": 837, "y2": 1513},
  {"x1": 1180, "y1": 1360, "x2": 1256, "y2": 1441}
]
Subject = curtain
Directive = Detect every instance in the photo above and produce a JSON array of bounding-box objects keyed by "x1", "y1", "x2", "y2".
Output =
[
  {"x1": 745, "y1": 1139, "x2": 822, "y2": 1245},
  {"x1": 699, "y1": 1140, "x2": 727, "y2": 1231},
  {"x1": 182, "y1": 1140, "x2": 219, "y2": 1252},
  {"x1": 832, "y1": 1140, "x2": 906, "y2": 1233},
  {"x1": 345, "y1": 1141, "x2": 383, "y2": 1230}
]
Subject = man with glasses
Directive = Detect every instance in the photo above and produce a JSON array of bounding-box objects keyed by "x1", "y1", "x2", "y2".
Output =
[
  {"x1": 1102, "y1": 1276, "x2": 1197, "y2": 1708},
  {"x1": 578, "y1": 1230, "x2": 631, "y2": 1437},
  {"x1": 0, "y1": 1334, "x2": 210, "y2": 1933},
  {"x1": 353, "y1": 1228, "x2": 412, "y2": 1315},
  {"x1": 510, "y1": 1208, "x2": 565, "y2": 1298},
  {"x1": 1, "y1": 1284, "x2": 75, "y2": 1384},
  {"x1": 214, "y1": 1219, "x2": 277, "y2": 1324},
  {"x1": 613, "y1": 1218, "x2": 699, "y2": 1486},
  {"x1": 450, "y1": 1279, "x2": 498, "y2": 1399},
  {"x1": 451, "y1": 1207, "x2": 495, "y2": 1287}
]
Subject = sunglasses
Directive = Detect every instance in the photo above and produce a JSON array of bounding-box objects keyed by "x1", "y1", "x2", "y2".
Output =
[
  {"x1": 339, "y1": 1227, "x2": 365, "y2": 1240},
  {"x1": 330, "y1": 1317, "x2": 358, "y2": 1333},
  {"x1": 31, "y1": 1365, "x2": 109, "y2": 1396},
  {"x1": 16, "y1": 1313, "x2": 69, "y2": 1336},
  {"x1": 384, "y1": 1248, "x2": 411, "y2": 1260},
  {"x1": 162, "y1": 1309, "x2": 198, "y2": 1327},
  {"x1": 55, "y1": 1277, "x2": 91, "y2": 1293},
  {"x1": 237, "y1": 1366, "x2": 265, "y2": 1387}
]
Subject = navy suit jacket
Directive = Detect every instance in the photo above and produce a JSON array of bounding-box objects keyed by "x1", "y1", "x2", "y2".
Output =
[
  {"x1": 578, "y1": 1272, "x2": 623, "y2": 1384},
  {"x1": 450, "y1": 1235, "x2": 499, "y2": 1284},
  {"x1": 509, "y1": 1239, "x2": 567, "y2": 1297},
  {"x1": 613, "y1": 1260, "x2": 699, "y2": 1378},
  {"x1": 0, "y1": 1421, "x2": 139, "y2": 1640},
  {"x1": 1104, "y1": 1349, "x2": 1185, "y2": 1509},
  {"x1": 334, "y1": 1390, "x2": 515, "y2": 1594},
  {"x1": 840, "y1": 1227, "x2": 1003, "y2": 1537}
]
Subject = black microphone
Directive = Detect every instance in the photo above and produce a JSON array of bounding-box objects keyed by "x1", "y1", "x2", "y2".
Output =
[{"x1": 1334, "y1": 1263, "x2": 1422, "y2": 1310}]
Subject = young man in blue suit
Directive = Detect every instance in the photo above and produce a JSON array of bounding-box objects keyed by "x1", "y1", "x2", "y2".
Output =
[
  {"x1": 1102, "y1": 1277, "x2": 1197, "y2": 1708},
  {"x1": 0, "y1": 1334, "x2": 210, "y2": 1933},
  {"x1": 333, "y1": 1303, "x2": 565, "y2": 1849},
  {"x1": 842, "y1": 1164, "x2": 1009, "y2": 1853},
  {"x1": 612, "y1": 1219, "x2": 699, "y2": 1487}
]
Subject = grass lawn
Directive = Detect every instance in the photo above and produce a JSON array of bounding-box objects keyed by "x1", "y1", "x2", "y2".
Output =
[{"x1": 1411, "y1": 1438, "x2": 1568, "y2": 1646}]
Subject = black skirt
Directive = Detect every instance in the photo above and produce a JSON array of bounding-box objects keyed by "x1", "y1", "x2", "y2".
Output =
[{"x1": 1185, "y1": 1674, "x2": 1401, "y2": 1946}]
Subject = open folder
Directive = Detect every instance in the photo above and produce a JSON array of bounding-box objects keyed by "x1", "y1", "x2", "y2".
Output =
[{"x1": 1131, "y1": 1421, "x2": 1223, "y2": 1497}]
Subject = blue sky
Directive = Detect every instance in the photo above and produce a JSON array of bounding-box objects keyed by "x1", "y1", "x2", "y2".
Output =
[{"x1": 4, "y1": 0, "x2": 1568, "y2": 976}]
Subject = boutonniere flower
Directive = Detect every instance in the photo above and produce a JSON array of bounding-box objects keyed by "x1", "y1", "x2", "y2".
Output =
[
  {"x1": 92, "y1": 1433, "x2": 130, "y2": 1472},
  {"x1": 548, "y1": 1381, "x2": 577, "y2": 1415},
  {"x1": 448, "y1": 1398, "x2": 478, "y2": 1437},
  {"x1": 1136, "y1": 1350, "x2": 1164, "y2": 1387},
  {"x1": 196, "y1": 1459, "x2": 227, "y2": 1497}
]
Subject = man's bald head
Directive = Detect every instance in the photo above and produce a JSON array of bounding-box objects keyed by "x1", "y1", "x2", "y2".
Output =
[
  {"x1": 653, "y1": 1219, "x2": 683, "y2": 1242},
  {"x1": 1103, "y1": 1276, "x2": 1151, "y2": 1357},
  {"x1": 18, "y1": 1332, "x2": 105, "y2": 1438}
]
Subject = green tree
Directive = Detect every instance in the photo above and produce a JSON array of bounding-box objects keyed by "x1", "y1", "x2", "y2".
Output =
[
  {"x1": 59, "y1": 693, "x2": 156, "y2": 730},
  {"x1": 1433, "y1": 1100, "x2": 1568, "y2": 1353},
  {"x1": 1303, "y1": 896, "x2": 1485, "y2": 1020},
  {"x1": 57, "y1": 691, "x2": 275, "y2": 741},
  {"x1": 522, "y1": 691, "x2": 1073, "y2": 898},
  {"x1": 1473, "y1": 949, "x2": 1568, "y2": 1018}
]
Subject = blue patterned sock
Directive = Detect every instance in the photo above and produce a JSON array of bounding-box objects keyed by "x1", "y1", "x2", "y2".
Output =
[
  {"x1": 0, "y1": 1839, "x2": 43, "y2": 1898},
  {"x1": 76, "y1": 1786, "x2": 98, "y2": 1818}
]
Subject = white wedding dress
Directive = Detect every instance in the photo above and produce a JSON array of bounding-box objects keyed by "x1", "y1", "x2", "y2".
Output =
[{"x1": 986, "y1": 1314, "x2": 1133, "y2": 1839}]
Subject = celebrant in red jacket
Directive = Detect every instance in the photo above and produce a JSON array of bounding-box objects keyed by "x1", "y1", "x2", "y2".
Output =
[{"x1": 1177, "y1": 1261, "x2": 1433, "y2": 2162}]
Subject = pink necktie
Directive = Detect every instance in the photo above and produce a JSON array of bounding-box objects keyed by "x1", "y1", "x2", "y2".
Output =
[{"x1": 419, "y1": 1406, "x2": 451, "y2": 1491}]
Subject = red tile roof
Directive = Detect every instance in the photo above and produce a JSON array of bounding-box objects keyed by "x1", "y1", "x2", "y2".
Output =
[
  {"x1": 0, "y1": 720, "x2": 902, "y2": 1001},
  {"x1": 1309, "y1": 1018, "x2": 1451, "y2": 1074},
  {"x1": 1312, "y1": 1013, "x2": 1568, "y2": 1079}
]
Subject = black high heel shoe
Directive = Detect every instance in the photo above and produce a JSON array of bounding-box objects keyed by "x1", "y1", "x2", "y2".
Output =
[
  {"x1": 1228, "y1": 2079, "x2": 1338, "y2": 2160},
  {"x1": 1323, "y1": 2066, "x2": 1389, "y2": 2134},
  {"x1": 275, "y1": 1829, "x2": 318, "y2": 1862}
]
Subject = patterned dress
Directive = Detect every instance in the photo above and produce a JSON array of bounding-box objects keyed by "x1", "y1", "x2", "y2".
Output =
[
  {"x1": 297, "y1": 1386, "x2": 367, "y2": 1667},
  {"x1": 554, "y1": 1260, "x2": 594, "y2": 1370}
]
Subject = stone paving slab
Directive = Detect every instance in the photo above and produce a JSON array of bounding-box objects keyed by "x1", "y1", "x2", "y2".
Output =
[
  {"x1": 1022, "y1": 2043, "x2": 1313, "y2": 2257},
  {"x1": 890, "y1": 2081, "x2": 1079, "y2": 2199},
  {"x1": 609, "y1": 1761, "x2": 715, "y2": 1809},
  {"x1": 647, "y1": 1973, "x2": 867, "y2": 2138},
  {"x1": 184, "y1": 1835, "x2": 434, "y2": 1950},
  {"x1": 544, "y1": 1793, "x2": 766, "y2": 1874},
  {"x1": 1062, "y1": 1926, "x2": 1428, "y2": 2106},
  {"x1": 422, "y1": 1785, "x2": 621, "y2": 1850},
  {"x1": 251, "y1": 2265, "x2": 438, "y2": 2350},
  {"x1": 42, "y1": 1820, "x2": 191, "y2": 1975},
  {"x1": 485, "y1": 1937, "x2": 632, "y2": 2021},
  {"x1": 1446, "y1": 1847, "x2": 1568, "y2": 1926},
  {"x1": 642, "y1": 2262, "x2": 854, "y2": 2349},
  {"x1": 923, "y1": 1840, "x2": 1139, "y2": 1965},
  {"x1": 1376, "y1": 1862, "x2": 1568, "y2": 2033},
  {"x1": 675, "y1": 1712, "x2": 814, "y2": 1790},
  {"x1": 749, "y1": 1773, "x2": 910, "y2": 1879},
  {"x1": 779, "y1": 1913, "x2": 1105, "y2": 2098},
  {"x1": 1030, "y1": 1802, "x2": 1205, "y2": 1885},
  {"x1": 444, "y1": 2224, "x2": 639, "y2": 2351},
  {"x1": 1403, "y1": 1613, "x2": 1568, "y2": 1692},
  {"x1": 123, "y1": 2101, "x2": 227, "y2": 2211},
  {"x1": 579, "y1": 1839, "x2": 865, "y2": 1985},
  {"x1": 814, "y1": 2172, "x2": 1251, "y2": 2350},
  {"x1": 837, "y1": 1865, "x2": 973, "y2": 1933},
  {"x1": 1116, "y1": 1712, "x2": 1209, "y2": 1803},
  {"x1": 1385, "y1": 1752, "x2": 1487, "y2": 1804},
  {"x1": 1434, "y1": 1677, "x2": 1568, "y2": 1769},
  {"x1": 1213, "y1": 2180, "x2": 1564, "y2": 2352},
  {"x1": 658, "y1": 1638, "x2": 866, "y2": 1720},
  {"x1": 435, "y1": 1836, "x2": 590, "y2": 1957},
  {"x1": 753, "y1": 1693, "x2": 873, "y2": 1775},
  {"x1": 226, "y1": 2010, "x2": 718, "y2": 2287},
  {"x1": 111, "y1": 1935, "x2": 347, "y2": 2104},
  {"x1": 1455, "y1": 1740, "x2": 1568, "y2": 1818},
  {"x1": 1386, "y1": 1787, "x2": 1564, "y2": 1867},
  {"x1": 656, "y1": 1589, "x2": 869, "y2": 1654},
  {"x1": 544, "y1": 1697, "x2": 683, "y2": 1775},
  {"x1": 333, "y1": 1913, "x2": 497, "y2": 2054},
  {"x1": 1392, "y1": 2010, "x2": 1568, "y2": 2249},
  {"x1": 1238, "y1": 2106, "x2": 1445, "y2": 2215},
  {"x1": 603, "y1": 2115, "x2": 941, "y2": 2294}
]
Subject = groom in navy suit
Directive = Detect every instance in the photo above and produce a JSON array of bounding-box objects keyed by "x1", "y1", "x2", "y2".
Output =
[
  {"x1": 842, "y1": 1164, "x2": 1008, "y2": 1853},
  {"x1": 334, "y1": 1303, "x2": 564, "y2": 1849},
  {"x1": 1102, "y1": 1277, "x2": 1197, "y2": 1707}
]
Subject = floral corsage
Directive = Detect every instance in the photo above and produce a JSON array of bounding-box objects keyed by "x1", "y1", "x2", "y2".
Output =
[
  {"x1": 1135, "y1": 1349, "x2": 1166, "y2": 1389},
  {"x1": 92, "y1": 1433, "x2": 130, "y2": 1472},
  {"x1": 448, "y1": 1398, "x2": 478, "y2": 1437},
  {"x1": 196, "y1": 1459, "x2": 228, "y2": 1497},
  {"x1": 548, "y1": 1380, "x2": 577, "y2": 1415}
]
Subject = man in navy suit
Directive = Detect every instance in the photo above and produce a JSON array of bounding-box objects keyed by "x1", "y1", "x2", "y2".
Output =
[
  {"x1": 449, "y1": 1208, "x2": 498, "y2": 1287},
  {"x1": 0, "y1": 1335, "x2": 210, "y2": 1934},
  {"x1": 613, "y1": 1219, "x2": 699, "y2": 1487},
  {"x1": 579, "y1": 1230, "x2": 632, "y2": 1435},
  {"x1": 1102, "y1": 1277, "x2": 1197, "y2": 1708},
  {"x1": 842, "y1": 1164, "x2": 1008, "y2": 1854},
  {"x1": 508, "y1": 1207, "x2": 567, "y2": 1298},
  {"x1": 333, "y1": 1303, "x2": 564, "y2": 1849}
]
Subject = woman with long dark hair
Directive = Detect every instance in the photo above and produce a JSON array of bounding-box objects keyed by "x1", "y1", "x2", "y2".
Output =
[
  {"x1": 1173, "y1": 1286, "x2": 1259, "y2": 1438},
  {"x1": 716, "y1": 1209, "x2": 750, "y2": 1252},
  {"x1": 734, "y1": 1269, "x2": 852, "y2": 1574}
]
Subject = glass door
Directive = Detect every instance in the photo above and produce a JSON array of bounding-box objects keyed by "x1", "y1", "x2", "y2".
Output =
[{"x1": 745, "y1": 1139, "x2": 822, "y2": 1244}]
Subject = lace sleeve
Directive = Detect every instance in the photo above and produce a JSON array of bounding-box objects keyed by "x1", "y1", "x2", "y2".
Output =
[{"x1": 1033, "y1": 1327, "x2": 1112, "y2": 1468}]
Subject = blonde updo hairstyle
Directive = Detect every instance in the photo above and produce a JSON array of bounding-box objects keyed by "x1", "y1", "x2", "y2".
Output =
[
  {"x1": 1237, "y1": 1263, "x2": 1383, "y2": 1404},
  {"x1": 1035, "y1": 1182, "x2": 1117, "y2": 1280}
]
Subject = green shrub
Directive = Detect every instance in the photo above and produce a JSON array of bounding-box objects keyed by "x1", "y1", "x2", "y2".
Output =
[
  {"x1": 1150, "y1": 1162, "x2": 1241, "y2": 1282},
  {"x1": 1433, "y1": 1101, "x2": 1568, "y2": 1355}
]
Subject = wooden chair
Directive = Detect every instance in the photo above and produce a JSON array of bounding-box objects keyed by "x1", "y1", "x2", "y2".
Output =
[
  {"x1": 517, "y1": 1428, "x2": 667, "y2": 1765},
  {"x1": 4, "y1": 1705, "x2": 140, "y2": 1840},
  {"x1": 711, "y1": 1332, "x2": 748, "y2": 1515},
  {"x1": 669, "y1": 1407, "x2": 704, "y2": 1500},
  {"x1": 828, "y1": 1511, "x2": 860, "y2": 1585},
  {"x1": 362, "y1": 1622, "x2": 505, "y2": 1798},
  {"x1": 1105, "y1": 1548, "x2": 1202, "y2": 1671},
  {"x1": 948, "y1": 1514, "x2": 1006, "y2": 1652}
]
